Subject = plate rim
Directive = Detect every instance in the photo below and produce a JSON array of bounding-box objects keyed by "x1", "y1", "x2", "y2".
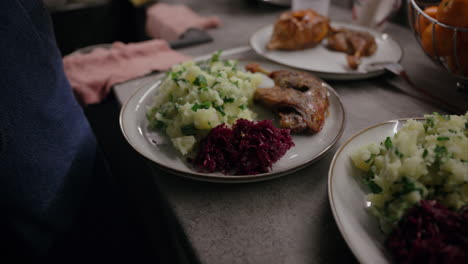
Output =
[
  {"x1": 119, "y1": 61, "x2": 346, "y2": 183},
  {"x1": 249, "y1": 21, "x2": 404, "y2": 80},
  {"x1": 327, "y1": 117, "x2": 424, "y2": 263}
]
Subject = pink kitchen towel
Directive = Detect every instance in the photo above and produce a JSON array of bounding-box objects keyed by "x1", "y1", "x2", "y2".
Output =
[
  {"x1": 145, "y1": 3, "x2": 221, "y2": 41},
  {"x1": 63, "y1": 39, "x2": 191, "y2": 105}
]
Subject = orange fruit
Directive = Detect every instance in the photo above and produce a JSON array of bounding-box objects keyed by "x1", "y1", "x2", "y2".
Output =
[
  {"x1": 437, "y1": 0, "x2": 468, "y2": 27},
  {"x1": 415, "y1": 6, "x2": 438, "y2": 34},
  {"x1": 421, "y1": 24, "x2": 454, "y2": 56}
]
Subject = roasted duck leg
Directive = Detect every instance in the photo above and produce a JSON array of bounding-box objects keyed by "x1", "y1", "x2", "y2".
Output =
[
  {"x1": 327, "y1": 27, "x2": 377, "y2": 69},
  {"x1": 246, "y1": 63, "x2": 329, "y2": 134}
]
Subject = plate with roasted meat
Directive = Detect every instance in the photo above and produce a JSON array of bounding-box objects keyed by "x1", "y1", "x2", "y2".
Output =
[
  {"x1": 250, "y1": 9, "x2": 403, "y2": 80},
  {"x1": 120, "y1": 53, "x2": 345, "y2": 183}
]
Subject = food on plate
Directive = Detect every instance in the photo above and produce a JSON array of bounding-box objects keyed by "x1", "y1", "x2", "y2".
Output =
[
  {"x1": 246, "y1": 63, "x2": 329, "y2": 134},
  {"x1": 192, "y1": 119, "x2": 294, "y2": 175},
  {"x1": 326, "y1": 27, "x2": 377, "y2": 69},
  {"x1": 386, "y1": 200, "x2": 468, "y2": 263},
  {"x1": 351, "y1": 112, "x2": 468, "y2": 262},
  {"x1": 266, "y1": 9, "x2": 330, "y2": 50},
  {"x1": 265, "y1": 8, "x2": 378, "y2": 70},
  {"x1": 146, "y1": 52, "x2": 298, "y2": 176},
  {"x1": 351, "y1": 113, "x2": 467, "y2": 233},
  {"x1": 146, "y1": 51, "x2": 263, "y2": 155}
]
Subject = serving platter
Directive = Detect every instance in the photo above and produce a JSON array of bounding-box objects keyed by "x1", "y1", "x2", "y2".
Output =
[
  {"x1": 328, "y1": 118, "x2": 419, "y2": 263},
  {"x1": 250, "y1": 21, "x2": 403, "y2": 80},
  {"x1": 120, "y1": 60, "x2": 345, "y2": 183}
]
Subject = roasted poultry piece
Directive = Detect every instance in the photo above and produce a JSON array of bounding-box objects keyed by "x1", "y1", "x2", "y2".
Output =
[
  {"x1": 326, "y1": 27, "x2": 377, "y2": 69},
  {"x1": 246, "y1": 63, "x2": 329, "y2": 134},
  {"x1": 267, "y1": 9, "x2": 330, "y2": 50}
]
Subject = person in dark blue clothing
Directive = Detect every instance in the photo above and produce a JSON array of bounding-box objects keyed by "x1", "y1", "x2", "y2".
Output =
[{"x1": 0, "y1": 1, "x2": 198, "y2": 262}]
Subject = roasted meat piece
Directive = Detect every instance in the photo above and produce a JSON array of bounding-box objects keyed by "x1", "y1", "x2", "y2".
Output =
[
  {"x1": 267, "y1": 9, "x2": 330, "y2": 50},
  {"x1": 246, "y1": 63, "x2": 329, "y2": 134},
  {"x1": 327, "y1": 27, "x2": 377, "y2": 69}
]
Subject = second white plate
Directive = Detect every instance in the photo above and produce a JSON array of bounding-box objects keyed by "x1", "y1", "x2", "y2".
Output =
[
  {"x1": 250, "y1": 21, "x2": 403, "y2": 80},
  {"x1": 328, "y1": 119, "x2": 420, "y2": 263}
]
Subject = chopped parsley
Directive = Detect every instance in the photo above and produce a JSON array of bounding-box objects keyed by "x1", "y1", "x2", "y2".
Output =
[
  {"x1": 434, "y1": 145, "x2": 447, "y2": 163},
  {"x1": 149, "y1": 120, "x2": 165, "y2": 130},
  {"x1": 181, "y1": 124, "x2": 198, "y2": 136},
  {"x1": 170, "y1": 71, "x2": 182, "y2": 81},
  {"x1": 193, "y1": 75, "x2": 208, "y2": 88},
  {"x1": 365, "y1": 154, "x2": 376, "y2": 164},
  {"x1": 367, "y1": 180, "x2": 383, "y2": 194},
  {"x1": 425, "y1": 116, "x2": 435, "y2": 131},
  {"x1": 441, "y1": 115, "x2": 450, "y2": 121},
  {"x1": 422, "y1": 149, "x2": 428, "y2": 158},
  {"x1": 191, "y1": 102, "x2": 212, "y2": 112},
  {"x1": 210, "y1": 50, "x2": 222, "y2": 63},
  {"x1": 384, "y1": 137, "x2": 393, "y2": 150},
  {"x1": 437, "y1": 136, "x2": 450, "y2": 141},
  {"x1": 395, "y1": 149, "x2": 404, "y2": 158},
  {"x1": 238, "y1": 105, "x2": 246, "y2": 110},
  {"x1": 214, "y1": 105, "x2": 225, "y2": 116},
  {"x1": 393, "y1": 177, "x2": 422, "y2": 197},
  {"x1": 223, "y1": 97, "x2": 235, "y2": 103}
]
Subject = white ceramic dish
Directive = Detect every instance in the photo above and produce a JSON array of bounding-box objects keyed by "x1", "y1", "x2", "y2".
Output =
[
  {"x1": 328, "y1": 118, "x2": 420, "y2": 263},
  {"x1": 250, "y1": 21, "x2": 403, "y2": 80},
  {"x1": 120, "y1": 61, "x2": 345, "y2": 183}
]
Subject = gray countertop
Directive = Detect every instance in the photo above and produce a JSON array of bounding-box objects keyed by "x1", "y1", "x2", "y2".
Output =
[{"x1": 114, "y1": 1, "x2": 468, "y2": 263}]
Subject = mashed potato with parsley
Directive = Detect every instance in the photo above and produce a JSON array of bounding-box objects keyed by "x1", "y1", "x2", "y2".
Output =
[
  {"x1": 351, "y1": 113, "x2": 468, "y2": 233},
  {"x1": 146, "y1": 52, "x2": 263, "y2": 155}
]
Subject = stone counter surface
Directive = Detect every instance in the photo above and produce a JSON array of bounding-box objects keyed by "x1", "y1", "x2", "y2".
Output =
[{"x1": 114, "y1": 1, "x2": 468, "y2": 263}]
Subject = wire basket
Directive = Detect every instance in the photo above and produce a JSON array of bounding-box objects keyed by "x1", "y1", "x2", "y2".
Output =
[{"x1": 407, "y1": 0, "x2": 468, "y2": 89}]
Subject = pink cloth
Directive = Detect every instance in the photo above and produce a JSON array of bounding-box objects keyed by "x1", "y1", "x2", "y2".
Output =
[
  {"x1": 145, "y1": 3, "x2": 221, "y2": 41},
  {"x1": 63, "y1": 39, "x2": 191, "y2": 105}
]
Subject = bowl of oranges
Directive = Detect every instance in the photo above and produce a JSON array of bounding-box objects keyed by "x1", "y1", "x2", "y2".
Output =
[{"x1": 408, "y1": 0, "x2": 468, "y2": 83}]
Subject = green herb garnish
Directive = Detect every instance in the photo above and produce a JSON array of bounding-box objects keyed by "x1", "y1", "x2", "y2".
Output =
[
  {"x1": 384, "y1": 137, "x2": 393, "y2": 150},
  {"x1": 210, "y1": 50, "x2": 222, "y2": 63},
  {"x1": 365, "y1": 154, "x2": 376, "y2": 164},
  {"x1": 223, "y1": 97, "x2": 235, "y2": 103},
  {"x1": 393, "y1": 177, "x2": 422, "y2": 197},
  {"x1": 214, "y1": 105, "x2": 225, "y2": 116},
  {"x1": 395, "y1": 149, "x2": 404, "y2": 158},
  {"x1": 181, "y1": 124, "x2": 198, "y2": 136},
  {"x1": 191, "y1": 102, "x2": 212, "y2": 111},
  {"x1": 425, "y1": 117, "x2": 435, "y2": 131},
  {"x1": 193, "y1": 75, "x2": 208, "y2": 88},
  {"x1": 368, "y1": 180, "x2": 383, "y2": 194},
  {"x1": 434, "y1": 145, "x2": 447, "y2": 163}
]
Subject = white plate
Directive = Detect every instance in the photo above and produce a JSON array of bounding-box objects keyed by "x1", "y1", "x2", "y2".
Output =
[
  {"x1": 250, "y1": 21, "x2": 403, "y2": 80},
  {"x1": 120, "y1": 61, "x2": 345, "y2": 183},
  {"x1": 328, "y1": 118, "x2": 419, "y2": 263}
]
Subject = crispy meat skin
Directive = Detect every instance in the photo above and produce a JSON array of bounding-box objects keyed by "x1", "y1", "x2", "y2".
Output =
[
  {"x1": 327, "y1": 27, "x2": 377, "y2": 69},
  {"x1": 267, "y1": 9, "x2": 330, "y2": 50},
  {"x1": 249, "y1": 65, "x2": 329, "y2": 134}
]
